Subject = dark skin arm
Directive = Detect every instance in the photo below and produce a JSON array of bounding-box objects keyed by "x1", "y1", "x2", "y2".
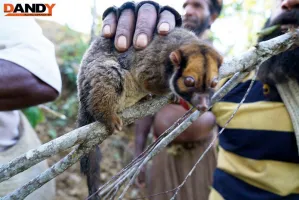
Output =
[
  {"x1": 135, "y1": 115, "x2": 154, "y2": 157},
  {"x1": 134, "y1": 115, "x2": 154, "y2": 188},
  {"x1": 0, "y1": 59, "x2": 59, "y2": 111}
]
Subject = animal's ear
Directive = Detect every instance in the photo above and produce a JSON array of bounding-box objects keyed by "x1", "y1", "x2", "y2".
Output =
[{"x1": 169, "y1": 50, "x2": 182, "y2": 68}]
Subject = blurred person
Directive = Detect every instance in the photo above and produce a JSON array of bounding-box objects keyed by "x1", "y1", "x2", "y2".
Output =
[
  {"x1": 0, "y1": 16, "x2": 61, "y2": 200},
  {"x1": 101, "y1": 0, "x2": 299, "y2": 199},
  {"x1": 208, "y1": 0, "x2": 299, "y2": 199}
]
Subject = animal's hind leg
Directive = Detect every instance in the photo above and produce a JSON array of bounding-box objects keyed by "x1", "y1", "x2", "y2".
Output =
[
  {"x1": 86, "y1": 62, "x2": 125, "y2": 133},
  {"x1": 90, "y1": 83, "x2": 123, "y2": 132}
]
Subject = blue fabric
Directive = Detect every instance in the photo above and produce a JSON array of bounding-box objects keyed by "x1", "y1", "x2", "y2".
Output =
[
  {"x1": 213, "y1": 169, "x2": 299, "y2": 200},
  {"x1": 218, "y1": 128, "x2": 299, "y2": 163}
]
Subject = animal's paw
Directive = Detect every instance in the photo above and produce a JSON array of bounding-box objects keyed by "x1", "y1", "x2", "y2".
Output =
[
  {"x1": 169, "y1": 94, "x2": 181, "y2": 104},
  {"x1": 144, "y1": 93, "x2": 154, "y2": 101},
  {"x1": 111, "y1": 113, "x2": 123, "y2": 132},
  {"x1": 140, "y1": 94, "x2": 155, "y2": 102}
]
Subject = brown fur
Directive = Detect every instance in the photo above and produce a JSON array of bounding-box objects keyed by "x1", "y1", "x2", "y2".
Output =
[{"x1": 77, "y1": 27, "x2": 222, "y2": 199}]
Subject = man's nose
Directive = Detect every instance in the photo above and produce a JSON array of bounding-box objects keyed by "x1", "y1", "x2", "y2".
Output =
[
  {"x1": 184, "y1": 5, "x2": 195, "y2": 17},
  {"x1": 281, "y1": 0, "x2": 299, "y2": 10}
]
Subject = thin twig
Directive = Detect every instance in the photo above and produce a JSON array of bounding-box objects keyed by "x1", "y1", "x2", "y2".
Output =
[
  {"x1": 118, "y1": 73, "x2": 249, "y2": 199},
  {"x1": 117, "y1": 111, "x2": 201, "y2": 199},
  {"x1": 170, "y1": 69, "x2": 259, "y2": 200},
  {"x1": 93, "y1": 109, "x2": 193, "y2": 198},
  {"x1": 38, "y1": 105, "x2": 67, "y2": 120},
  {"x1": 124, "y1": 73, "x2": 250, "y2": 200},
  {"x1": 2, "y1": 142, "x2": 95, "y2": 200},
  {"x1": 95, "y1": 72, "x2": 248, "y2": 199},
  {"x1": 219, "y1": 28, "x2": 299, "y2": 79}
]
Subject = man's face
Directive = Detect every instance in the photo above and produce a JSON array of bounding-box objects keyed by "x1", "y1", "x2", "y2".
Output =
[
  {"x1": 182, "y1": 0, "x2": 214, "y2": 35},
  {"x1": 268, "y1": 0, "x2": 299, "y2": 30},
  {"x1": 258, "y1": 0, "x2": 299, "y2": 84}
]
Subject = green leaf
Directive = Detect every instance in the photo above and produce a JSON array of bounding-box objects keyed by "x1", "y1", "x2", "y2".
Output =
[{"x1": 22, "y1": 107, "x2": 45, "y2": 128}]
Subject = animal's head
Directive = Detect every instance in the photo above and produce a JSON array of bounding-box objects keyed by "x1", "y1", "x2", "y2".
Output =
[{"x1": 169, "y1": 43, "x2": 223, "y2": 111}]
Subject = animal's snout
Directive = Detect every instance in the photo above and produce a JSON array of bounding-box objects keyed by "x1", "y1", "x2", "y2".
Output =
[{"x1": 191, "y1": 93, "x2": 210, "y2": 112}]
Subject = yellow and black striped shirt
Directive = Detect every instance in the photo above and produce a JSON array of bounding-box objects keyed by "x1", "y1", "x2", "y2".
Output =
[{"x1": 209, "y1": 72, "x2": 299, "y2": 200}]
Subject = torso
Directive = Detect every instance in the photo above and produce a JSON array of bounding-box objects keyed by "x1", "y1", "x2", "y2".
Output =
[
  {"x1": 116, "y1": 71, "x2": 148, "y2": 111},
  {"x1": 210, "y1": 71, "x2": 299, "y2": 200}
]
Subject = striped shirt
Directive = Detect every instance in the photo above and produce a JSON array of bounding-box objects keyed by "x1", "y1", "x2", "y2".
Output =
[{"x1": 209, "y1": 71, "x2": 299, "y2": 200}]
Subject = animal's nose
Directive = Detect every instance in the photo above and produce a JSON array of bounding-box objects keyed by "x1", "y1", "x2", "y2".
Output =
[
  {"x1": 191, "y1": 93, "x2": 210, "y2": 112},
  {"x1": 281, "y1": 0, "x2": 299, "y2": 10}
]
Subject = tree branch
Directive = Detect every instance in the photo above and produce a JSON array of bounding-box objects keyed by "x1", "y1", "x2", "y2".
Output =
[
  {"x1": 97, "y1": 72, "x2": 248, "y2": 199},
  {"x1": 0, "y1": 96, "x2": 169, "y2": 183},
  {"x1": 170, "y1": 69, "x2": 259, "y2": 200},
  {"x1": 1, "y1": 96, "x2": 170, "y2": 200},
  {"x1": 219, "y1": 28, "x2": 299, "y2": 79}
]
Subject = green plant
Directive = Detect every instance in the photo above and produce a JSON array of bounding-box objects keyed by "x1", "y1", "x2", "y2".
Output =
[
  {"x1": 59, "y1": 38, "x2": 89, "y2": 88},
  {"x1": 22, "y1": 107, "x2": 45, "y2": 128}
]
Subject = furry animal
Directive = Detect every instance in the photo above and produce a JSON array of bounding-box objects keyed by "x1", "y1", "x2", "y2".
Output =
[{"x1": 77, "y1": 27, "x2": 223, "y2": 199}]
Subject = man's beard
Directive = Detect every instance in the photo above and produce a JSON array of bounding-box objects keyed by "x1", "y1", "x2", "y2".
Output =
[
  {"x1": 258, "y1": 10, "x2": 299, "y2": 85},
  {"x1": 182, "y1": 16, "x2": 210, "y2": 36}
]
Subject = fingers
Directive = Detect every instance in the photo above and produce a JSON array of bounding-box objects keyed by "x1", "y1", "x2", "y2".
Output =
[
  {"x1": 101, "y1": 12, "x2": 117, "y2": 38},
  {"x1": 135, "y1": 167, "x2": 147, "y2": 188},
  {"x1": 101, "y1": 2, "x2": 181, "y2": 52},
  {"x1": 157, "y1": 10, "x2": 176, "y2": 36},
  {"x1": 133, "y1": 3, "x2": 158, "y2": 50},
  {"x1": 114, "y1": 9, "x2": 135, "y2": 52},
  {"x1": 135, "y1": 178, "x2": 146, "y2": 188}
]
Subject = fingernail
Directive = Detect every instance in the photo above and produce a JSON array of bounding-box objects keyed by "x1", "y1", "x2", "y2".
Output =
[
  {"x1": 159, "y1": 23, "x2": 170, "y2": 33},
  {"x1": 117, "y1": 35, "x2": 127, "y2": 50},
  {"x1": 103, "y1": 25, "x2": 111, "y2": 36},
  {"x1": 136, "y1": 33, "x2": 148, "y2": 48}
]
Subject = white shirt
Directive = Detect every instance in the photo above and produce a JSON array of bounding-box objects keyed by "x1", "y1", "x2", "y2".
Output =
[{"x1": 0, "y1": 16, "x2": 61, "y2": 150}]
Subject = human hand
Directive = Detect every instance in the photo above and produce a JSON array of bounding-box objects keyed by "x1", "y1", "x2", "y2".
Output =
[
  {"x1": 135, "y1": 166, "x2": 147, "y2": 188},
  {"x1": 101, "y1": 1, "x2": 182, "y2": 52}
]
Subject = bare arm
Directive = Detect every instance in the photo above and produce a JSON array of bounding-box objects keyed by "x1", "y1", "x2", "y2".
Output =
[
  {"x1": 0, "y1": 59, "x2": 59, "y2": 111},
  {"x1": 134, "y1": 115, "x2": 154, "y2": 157},
  {"x1": 134, "y1": 115, "x2": 155, "y2": 187}
]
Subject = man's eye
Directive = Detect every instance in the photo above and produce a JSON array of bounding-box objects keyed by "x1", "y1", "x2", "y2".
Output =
[{"x1": 193, "y1": 2, "x2": 202, "y2": 8}]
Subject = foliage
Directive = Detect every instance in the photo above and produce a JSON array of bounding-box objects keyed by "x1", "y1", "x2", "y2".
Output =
[
  {"x1": 22, "y1": 107, "x2": 45, "y2": 128},
  {"x1": 58, "y1": 27, "x2": 89, "y2": 89},
  {"x1": 211, "y1": 0, "x2": 272, "y2": 57}
]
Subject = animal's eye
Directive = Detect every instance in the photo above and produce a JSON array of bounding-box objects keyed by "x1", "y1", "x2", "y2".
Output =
[
  {"x1": 184, "y1": 76, "x2": 195, "y2": 87},
  {"x1": 210, "y1": 78, "x2": 218, "y2": 88}
]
